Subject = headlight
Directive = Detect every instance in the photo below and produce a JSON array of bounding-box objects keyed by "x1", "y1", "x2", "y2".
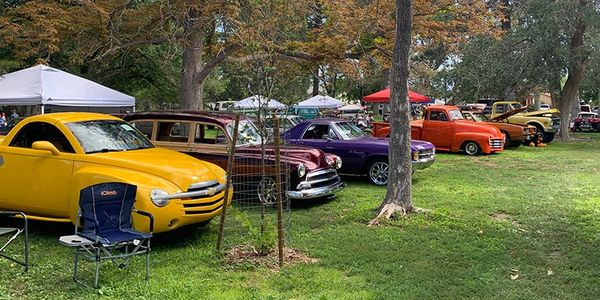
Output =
[
  {"x1": 150, "y1": 189, "x2": 170, "y2": 207},
  {"x1": 335, "y1": 157, "x2": 342, "y2": 169},
  {"x1": 412, "y1": 151, "x2": 419, "y2": 161},
  {"x1": 297, "y1": 164, "x2": 306, "y2": 178}
]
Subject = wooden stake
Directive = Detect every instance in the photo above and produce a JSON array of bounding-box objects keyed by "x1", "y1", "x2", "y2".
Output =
[
  {"x1": 272, "y1": 112, "x2": 285, "y2": 268},
  {"x1": 216, "y1": 115, "x2": 240, "y2": 253}
]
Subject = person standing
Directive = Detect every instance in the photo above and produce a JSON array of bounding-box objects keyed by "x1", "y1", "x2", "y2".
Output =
[{"x1": 10, "y1": 110, "x2": 19, "y2": 120}]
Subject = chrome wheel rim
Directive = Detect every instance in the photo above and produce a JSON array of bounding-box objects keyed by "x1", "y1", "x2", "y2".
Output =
[
  {"x1": 465, "y1": 142, "x2": 479, "y2": 155},
  {"x1": 257, "y1": 177, "x2": 277, "y2": 205},
  {"x1": 369, "y1": 162, "x2": 389, "y2": 185}
]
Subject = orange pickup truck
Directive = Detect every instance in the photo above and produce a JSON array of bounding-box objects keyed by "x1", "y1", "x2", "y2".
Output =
[{"x1": 372, "y1": 105, "x2": 505, "y2": 155}]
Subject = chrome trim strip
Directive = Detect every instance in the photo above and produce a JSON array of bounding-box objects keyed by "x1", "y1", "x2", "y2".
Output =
[
  {"x1": 152, "y1": 183, "x2": 226, "y2": 201},
  {"x1": 306, "y1": 168, "x2": 336, "y2": 178},
  {"x1": 188, "y1": 180, "x2": 219, "y2": 190}
]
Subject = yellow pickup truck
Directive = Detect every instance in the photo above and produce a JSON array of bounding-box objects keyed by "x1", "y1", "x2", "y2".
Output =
[
  {"x1": 488, "y1": 102, "x2": 561, "y2": 143},
  {"x1": 0, "y1": 113, "x2": 231, "y2": 233}
]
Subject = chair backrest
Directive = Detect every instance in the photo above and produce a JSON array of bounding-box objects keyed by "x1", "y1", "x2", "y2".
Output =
[{"x1": 79, "y1": 183, "x2": 137, "y2": 235}]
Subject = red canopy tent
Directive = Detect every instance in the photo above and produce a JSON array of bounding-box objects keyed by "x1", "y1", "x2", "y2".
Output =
[{"x1": 362, "y1": 88, "x2": 431, "y2": 103}]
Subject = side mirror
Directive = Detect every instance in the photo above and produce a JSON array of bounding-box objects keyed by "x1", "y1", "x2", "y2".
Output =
[{"x1": 32, "y1": 141, "x2": 60, "y2": 156}]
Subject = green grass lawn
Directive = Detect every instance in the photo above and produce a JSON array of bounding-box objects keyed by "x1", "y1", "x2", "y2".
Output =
[{"x1": 2, "y1": 133, "x2": 600, "y2": 299}]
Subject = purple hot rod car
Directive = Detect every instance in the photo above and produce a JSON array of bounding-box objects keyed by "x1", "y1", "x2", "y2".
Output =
[{"x1": 283, "y1": 119, "x2": 435, "y2": 185}]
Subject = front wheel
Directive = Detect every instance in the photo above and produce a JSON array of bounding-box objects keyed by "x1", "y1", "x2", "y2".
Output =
[
  {"x1": 463, "y1": 141, "x2": 481, "y2": 156},
  {"x1": 257, "y1": 177, "x2": 277, "y2": 205},
  {"x1": 543, "y1": 132, "x2": 555, "y2": 143},
  {"x1": 368, "y1": 160, "x2": 389, "y2": 185}
]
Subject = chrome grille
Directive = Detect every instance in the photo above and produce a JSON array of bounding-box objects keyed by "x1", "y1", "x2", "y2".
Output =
[
  {"x1": 418, "y1": 148, "x2": 435, "y2": 160},
  {"x1": 299, "y1": 168, "x2": 341, "y2": 190},
  {"x1": 489, "y1": 138, "x2": 503, "y2": 149},
  {"x1": 181, "y1": 180, "x2": 226, "y2": 215}
]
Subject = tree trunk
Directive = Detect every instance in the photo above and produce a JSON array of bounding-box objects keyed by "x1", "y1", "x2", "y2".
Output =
[
  {"x1": 312, "y1": 67, "x2": 319, "y2": 96},
  {"x1": 557, "y1": 0, "x2": 588, "y2": 141},
  {"x1": 181, "y1": 7, "x2": 205, "y2": 109},
  {"x1": 369, "y1": 0, "x2": 414, "y2": 224}
]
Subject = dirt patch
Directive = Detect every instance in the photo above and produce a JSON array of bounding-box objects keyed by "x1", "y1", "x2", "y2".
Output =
[
  {"x1": 225, "y1": 245, "x2": 318, "y2": 269},
  {"x1": 490, "y1": 212, "x2": 527, "y2": 232},
  {"x1": 490, "y1": 212, "x2": 510, "y2": 221}
]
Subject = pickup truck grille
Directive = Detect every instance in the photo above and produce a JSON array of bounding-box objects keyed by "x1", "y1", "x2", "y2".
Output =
[
  {"x1": 181, "y1": 180, "x2": 226, "y2": 215},
  {"x1": 300, "y1": 168, "x2": 341, "y2": 190},
  {"x1": 552, "y1": 117, "x2": 561, "y2": 130},
  {"x1": 489, "y1": 138, "x2": 503, "y2": 149}
]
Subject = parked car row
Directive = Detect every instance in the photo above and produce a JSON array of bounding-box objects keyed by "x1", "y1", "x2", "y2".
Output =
[{"x1": 0, "y1": 103, "x2": 563, "y2": 234}]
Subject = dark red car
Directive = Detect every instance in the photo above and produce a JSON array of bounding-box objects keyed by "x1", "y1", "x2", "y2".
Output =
[{"x1": 123, "y1": 111, "x2": 344, "y2": 203}]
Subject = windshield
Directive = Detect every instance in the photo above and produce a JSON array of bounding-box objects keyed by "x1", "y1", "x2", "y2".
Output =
[
  {"x1": 334, "y1": 122, "x2": 366, "y2": 140},
  {"x1": 227, "y1": 120, "x2": 264, "y2": 146},
  {"x1": 67, "y1": 120, "x2": 154, "y2": 154},
  {"x1": 448, "y1": 109, "x2": 465, "y2": 121}
]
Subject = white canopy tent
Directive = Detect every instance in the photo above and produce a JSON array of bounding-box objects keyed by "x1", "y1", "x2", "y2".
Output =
[
  {"x1": 0, "y1": 64, "x2": 135, "y2": 113},
  {"x1": 295, "y1": 95, "x2": 343, "y2": 109},
  {"x1": 338, "y1": 104, "x2": 365, "y2": 111},
  {"x1": 233, "y1": 95, "x2": 286, "y2": 109}
]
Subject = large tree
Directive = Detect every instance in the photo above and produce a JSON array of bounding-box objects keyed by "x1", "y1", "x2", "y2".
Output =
[{"x1": 369, "y1": 0, "x2": 414, "y2": 224}]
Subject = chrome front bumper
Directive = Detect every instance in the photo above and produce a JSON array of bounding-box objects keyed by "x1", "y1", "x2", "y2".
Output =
[
  {"x1": 412, "y1": 155, "x2": 435, "y2": 170},
  {"x1": 287, "y1": 180, "x2": 345, "y2": 200}
]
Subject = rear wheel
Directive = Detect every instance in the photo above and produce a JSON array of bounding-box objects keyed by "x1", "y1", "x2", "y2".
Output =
[
  {"x1": 368, "y1": 159, "x2": 389, "y2": 185},
  {"x1": 463, "y1": 141, "x2": 481, "y2": 156}
]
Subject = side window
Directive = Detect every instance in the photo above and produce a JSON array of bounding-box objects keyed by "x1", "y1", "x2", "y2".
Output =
[
  {"x1": 156, "y1": 122, "x2": 190, "y2": 143},
  {"x1": 302, "y1": 124, "x2": 330, "y2": 139},
  {"x1": 132, "y1": 121, "x2": 154, "y2": 139},
  {"x1": 9, "y1": 122, "x2": 75, "y2": 153},
  {"x1": 194, "y1": 123, "x2": 228, "y2": 145},
  {"x1": 429, "y1": 111, "x2": 449, "y2": 121},
  {"x1": 495, "y1": 105, "x2": 504, "y2": 114}
]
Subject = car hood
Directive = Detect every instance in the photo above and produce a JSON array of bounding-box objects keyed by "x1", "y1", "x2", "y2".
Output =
[
  {"x1": 490, "y1": 106, "x2": 529, "y2": 121},
  {"x1": 237, "y1": 144, "x2": 328, "y2": 171},
  {"x1": 351, "y1": 136, "x2": 434, "y2": 152},
  {"x1": 455, "y1": 120, "x2": 503, "y2": 136},
  {"x1": 522, "y1": 108, "x2": 560, "y2": 117},
  {"x1": 82, "y1": 147, "x2": 225, "y2": 190}
]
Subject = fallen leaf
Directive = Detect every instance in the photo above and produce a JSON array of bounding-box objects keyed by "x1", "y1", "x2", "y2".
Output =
[
  {"x1": 510, "y1": 274, "x2": 519, "y2": 280},
  {"x1": 547, "y1": 269, "x2": 554, "y2": 275}
]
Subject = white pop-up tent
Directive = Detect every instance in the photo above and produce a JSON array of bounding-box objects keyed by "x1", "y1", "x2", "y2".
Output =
[
  {"x1": 0, "y1": 64, "x2": 135, "y2": 113},
  {"x1": 295, "y1": 95, "x2": 343, "y2": 109},
  {"x1": 233, "y1": 95, "x2": 286, "y2": 109}
]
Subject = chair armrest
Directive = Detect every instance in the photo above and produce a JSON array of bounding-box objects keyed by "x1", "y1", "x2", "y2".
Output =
[
  {"x1": 0, "y1": 211, "x2": 28, "y2": 230},
  {"x1": 132, "y1": 209, "x2": 154, "y2": 233}
]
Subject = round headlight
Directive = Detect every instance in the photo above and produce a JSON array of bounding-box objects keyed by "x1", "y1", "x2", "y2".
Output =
[
  {"x1": 297, "y1": 164, "x2": 306, "y2": 178},
  {"x1": 335, "y1": 157, "x2": 342, "y2": 169},
  {"x1": 150, "y1": 189, "x2": 170, "y2": 207}
]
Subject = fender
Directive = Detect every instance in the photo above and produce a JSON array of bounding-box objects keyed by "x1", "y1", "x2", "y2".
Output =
[
  {"x1": 526, "y1": 120, "x2": 545, "y2": 130},
  {"x1": 451, "y1": 132, "x2": 493, "y2": 153}
]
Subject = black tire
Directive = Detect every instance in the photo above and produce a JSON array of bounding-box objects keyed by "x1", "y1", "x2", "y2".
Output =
[
  {"x1": 501, "y1": 131, "x2": 513, "y2": 148},
  {"x1": 543, "y1": 132, "x2": 555, "y2": 143},
  {"x1": 462, "y1": 141, "x2": 481, "y2": 156},
  {"x1": 367, "y1": 158, "x2": 389, "y2": 185}
]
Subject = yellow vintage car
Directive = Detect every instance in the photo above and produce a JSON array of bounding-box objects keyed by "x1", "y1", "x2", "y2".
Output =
[{"x1": 0, "y1": 113, "x2": 231, "y2": 233}]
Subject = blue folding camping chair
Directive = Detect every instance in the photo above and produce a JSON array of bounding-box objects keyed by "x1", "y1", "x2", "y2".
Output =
[{"x1": 60, "y1": 182, "x2": 153, "y2": 288}]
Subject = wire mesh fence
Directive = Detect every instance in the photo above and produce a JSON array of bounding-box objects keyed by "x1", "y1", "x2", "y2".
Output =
[{"x1": 216, "y1": 110, "x2": 291, "y2": 266}]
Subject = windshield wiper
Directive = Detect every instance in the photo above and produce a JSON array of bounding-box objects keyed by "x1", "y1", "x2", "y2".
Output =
[{"x1": 87, "y1": 148, "x2": 125, "y2": 154}]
